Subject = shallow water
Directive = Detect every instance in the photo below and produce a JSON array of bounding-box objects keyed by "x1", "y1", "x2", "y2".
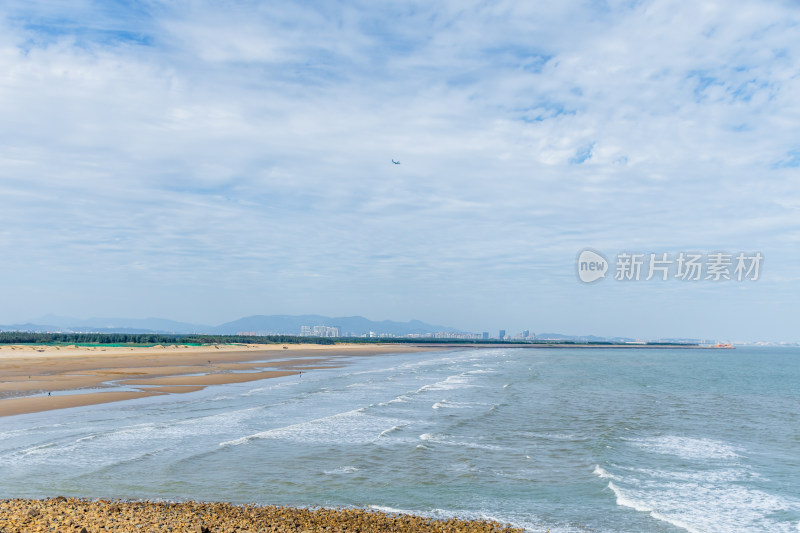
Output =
[{"x1": 1, "y1": 346, "x2": 798, "y2": 532}]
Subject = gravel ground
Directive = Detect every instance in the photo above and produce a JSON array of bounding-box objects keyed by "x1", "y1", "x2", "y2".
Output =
[{"x1": 0, "y1": 498, "x2": 525, "y2": 533}]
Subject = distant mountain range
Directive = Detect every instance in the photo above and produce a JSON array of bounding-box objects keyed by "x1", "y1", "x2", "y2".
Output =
[{"x1": 0, "y1": 314, "x2": 461, "y2": 337}]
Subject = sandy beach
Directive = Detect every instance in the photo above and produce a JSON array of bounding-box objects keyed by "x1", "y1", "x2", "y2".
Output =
[{"x1": 0, "y1": 343, "x2": 438, "y2": 417}]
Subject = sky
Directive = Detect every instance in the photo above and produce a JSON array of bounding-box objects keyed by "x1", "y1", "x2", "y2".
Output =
[{"x1": 1, "y1": 0, "x2": 799, "y2": 341}]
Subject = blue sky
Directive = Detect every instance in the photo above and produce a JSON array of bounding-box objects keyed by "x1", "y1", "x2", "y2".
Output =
[{"x1": 1, "y1": 0, "x2": 799, "y2": 341}]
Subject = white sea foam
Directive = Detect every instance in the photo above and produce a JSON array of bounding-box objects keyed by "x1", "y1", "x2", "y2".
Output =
[
  {"x1": 0, "y1": 423, "x2": 65, "y2": 442},
  {"x1": 16, "y1": 442, "x2": 58, "y2": 457},
  {"x1": 627, "y1": 435, "x2": 741, "y2": 461},
  {"x1": 369, "y1": 504, "x2": 412, "y2": 515},
  {"x1": 368, "y1": 505, "x2": 553, "y2": 533},
  {"x1": 418, "y1": 432, "x2": 502, "y2": 451},
  {"x1": 379, "y1": 394, "x2": 410, "y2": 406},
  {"x1": 607, "y1": 470, "x2": 800, "y2": 533},
  {"x1": 630, "y1": 466, "x2": 755, "y2": 483},
  {"x1": 219, "y1": 409, "x2": 406, "y2": 447},
  {"x1": 390, "y1": 353, "x2": 471, "y2": 373},
  {"x1": 592, "y1": 465, "x2": 616, "y2": 480},
  {"x1": 527, "y1": 432, "x2": 588, "y2": 442},
  {"x1": 649, "y1": 511, "x2": 704, "y2": 533},
  {"x1": 323, "y1": 466, "x2": 359, "y2": 475},
  {"x1": 1, "y1": 428, "x2": 169, "y2": 468},
  {"x1": 417, "y1": 373, "x2": 475, "y2": 392},
  {"x1": 607, "y1": 481, "x2": 653, "y2": 513},
  {"x1": 377, "y1": 425, "x2": 406, "y2": 438},
  {"x1": 0, "y1": 428, "x2": 36, "y2": 441},
  {"x1": 432, "y1": 400, "x2": 477, "y2": 410},
  {"x1": 608, "y1": 480, "x2": 704, "y2": 533}
]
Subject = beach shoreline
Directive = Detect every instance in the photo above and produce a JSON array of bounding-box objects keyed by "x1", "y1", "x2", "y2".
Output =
[{"x1": 0, "y1": 343, "x2": 441, "y2": 418}]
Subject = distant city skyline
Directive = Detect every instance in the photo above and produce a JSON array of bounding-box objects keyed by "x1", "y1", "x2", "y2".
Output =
[
  {"x1": 1, "y1": 312, "x2": 780, "y2": 344},
  {"x1": 1, "y1": 1, "x2": 799, "y2": 341}
]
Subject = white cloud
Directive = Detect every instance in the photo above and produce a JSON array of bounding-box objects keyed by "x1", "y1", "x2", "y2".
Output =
[{"x1": 0, "y1": 0, "x2": 798, "y2": 339}]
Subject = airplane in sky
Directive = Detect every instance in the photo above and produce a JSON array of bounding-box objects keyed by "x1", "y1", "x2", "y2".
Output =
[{"x1": 392, "y1": 159, "x2": 400, "y2": 165}]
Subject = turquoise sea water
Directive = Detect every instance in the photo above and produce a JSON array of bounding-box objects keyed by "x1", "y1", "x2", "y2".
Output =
[{"x1": 0, "y1": 346, "x2": 798, "y2": 532}]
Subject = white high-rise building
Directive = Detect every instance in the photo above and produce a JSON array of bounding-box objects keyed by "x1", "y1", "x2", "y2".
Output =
[{"x1": 304, "y1": 325, "x2": 340, "y2": 337}]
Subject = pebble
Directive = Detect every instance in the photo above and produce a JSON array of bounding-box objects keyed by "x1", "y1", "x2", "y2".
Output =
[{"x1": 0, "y1": 498, "x2": 524, "y2": 533}]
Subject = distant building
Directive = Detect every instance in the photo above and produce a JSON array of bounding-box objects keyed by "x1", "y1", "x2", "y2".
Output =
[
  {"x1": 482, "y1": 332, "x2": 489, "y2": 340},
  {"x1": 499, "y1": 329, "x2": 506, "y2": 340},
  {"x1": 433, "y1": 332, "x2": 481, "y2": 340},
  {"x1": 301, "y1": 325, "x2": 340, "y2": 337},
  {"x1": 523, "y1": 330, "x2": 530, "y2": 338}
]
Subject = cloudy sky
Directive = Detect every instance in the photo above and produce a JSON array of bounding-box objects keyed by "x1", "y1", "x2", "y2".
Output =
[{"x1": 1, "y1": 0, "x2": 799, "y2": 340}]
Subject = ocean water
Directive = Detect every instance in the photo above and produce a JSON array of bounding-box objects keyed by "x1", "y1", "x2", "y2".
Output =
[{"x1": 0, "y1": 346, "x2": 798, "y2": 532}]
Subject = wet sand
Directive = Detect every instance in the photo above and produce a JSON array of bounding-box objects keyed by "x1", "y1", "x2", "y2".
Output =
[
  {"x1": 0, "y1": 498, "x2": 523, "y2": 533},
  {"x1": 0, "y1": 343, "x2": 439, "y2": 417}
]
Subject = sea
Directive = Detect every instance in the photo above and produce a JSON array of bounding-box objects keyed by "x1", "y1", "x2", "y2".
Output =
[{"x1": 0, "y1": 346, "x2": 798, "y2": 532}]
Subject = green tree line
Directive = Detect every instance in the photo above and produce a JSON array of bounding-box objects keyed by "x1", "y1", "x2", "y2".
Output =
[{"x1": 0, "y1": 332, "x2": 335, "y2": 345}]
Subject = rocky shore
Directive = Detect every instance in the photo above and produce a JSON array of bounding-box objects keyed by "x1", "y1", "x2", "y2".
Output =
[{"x1": 0, "y1": 498, "x2": 524, "y2": 533}]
